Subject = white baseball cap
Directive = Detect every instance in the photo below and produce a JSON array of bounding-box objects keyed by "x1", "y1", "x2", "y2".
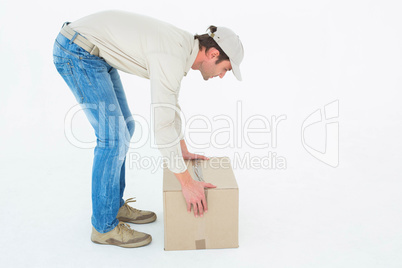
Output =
[{"x1": 208, "y1": 26, "x2": 244, "y2": 81}]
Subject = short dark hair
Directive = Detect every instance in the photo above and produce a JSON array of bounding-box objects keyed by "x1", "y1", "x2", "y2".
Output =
[{"x1": 194, "y1": 25, "x2": 230, "y2": 64}]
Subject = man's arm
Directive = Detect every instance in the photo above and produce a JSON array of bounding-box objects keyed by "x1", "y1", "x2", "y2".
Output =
[{"x1": 148, "y1": 55, "x2": 215, "y2": 217}]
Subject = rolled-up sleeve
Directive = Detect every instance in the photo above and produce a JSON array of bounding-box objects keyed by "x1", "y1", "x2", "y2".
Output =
[{"x1": 148, "y1": 54, "x2": 187, "y2": 173}]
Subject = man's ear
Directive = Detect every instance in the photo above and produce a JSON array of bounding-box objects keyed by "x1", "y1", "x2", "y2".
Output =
[{"x1": 206, "y1": 47, "x2": 220, "y2": 60}]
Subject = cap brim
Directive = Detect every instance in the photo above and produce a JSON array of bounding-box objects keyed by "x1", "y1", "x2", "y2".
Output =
[{"x1": 230, "y1": 60, "x2": 242, "y2": 81}]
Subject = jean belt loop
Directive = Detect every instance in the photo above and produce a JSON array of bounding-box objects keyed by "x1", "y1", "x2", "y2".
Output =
[{"x1": 69, "y1": 32, "x2": 79, "y2": 44}]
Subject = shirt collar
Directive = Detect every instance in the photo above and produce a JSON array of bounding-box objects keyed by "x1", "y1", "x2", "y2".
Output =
[{"x1": 184, "y1": 39, "x2": 199, "y2": 76}]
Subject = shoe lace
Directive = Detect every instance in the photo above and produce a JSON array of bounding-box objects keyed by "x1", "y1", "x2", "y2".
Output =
[
  {"x1": 116, "y1": 222, "x2": 135, "y2": 240},
  {"x1": 123, "y1": 197, "x2": 142, "y2": 213}
]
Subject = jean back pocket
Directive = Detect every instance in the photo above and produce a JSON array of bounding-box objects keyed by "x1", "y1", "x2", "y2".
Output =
[{"x1": 53, "y1": 56, "x2": 73, "y2": 76}]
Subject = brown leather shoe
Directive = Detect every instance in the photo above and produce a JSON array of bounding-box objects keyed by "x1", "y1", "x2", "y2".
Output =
[
  {"x1": 117, "y1": 198, "x2": 157, "y2": 224},
  {"x1": 91, "y1": 222, "x2": 152, "y2": 248}
]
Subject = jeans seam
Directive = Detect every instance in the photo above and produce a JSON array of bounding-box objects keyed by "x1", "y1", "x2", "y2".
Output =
[
  {"x1": 69, "y1": 63, "x2": 85, "y2": 104},
  {"x1": 77, "y1": 59, "x2": 94, "y2": 86},
  {"x1": 54, "y1": 39, "x2": 81, "y2": 59}
]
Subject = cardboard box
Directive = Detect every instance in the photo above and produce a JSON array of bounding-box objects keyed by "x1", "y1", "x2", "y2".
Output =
[{"x1": 163, "y1": 156, "x2": 239, "y2": 250}]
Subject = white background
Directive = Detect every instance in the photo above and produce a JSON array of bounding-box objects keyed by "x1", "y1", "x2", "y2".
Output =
[{"x1": 1, "y1": 0, "x2": 401, "y2": 267}]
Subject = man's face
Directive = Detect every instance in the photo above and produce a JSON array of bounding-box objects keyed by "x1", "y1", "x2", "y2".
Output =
[{"x1": 199, "y1": 49, "x2": 232, "y2": 81}]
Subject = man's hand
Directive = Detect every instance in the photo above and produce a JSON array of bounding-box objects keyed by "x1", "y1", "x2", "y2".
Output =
[
  {"x1": 177, "y1": 139, "x2": 215, "y2": 216},
  {"x1": 180, "y1": 139, "x2": 209, "y2": 160},
  {"x1": 174, "y1": 170, "x2": 216, "y2": 217},
  {"x1": 182, "y1": 152, "x2": 210, "y2": 160}
]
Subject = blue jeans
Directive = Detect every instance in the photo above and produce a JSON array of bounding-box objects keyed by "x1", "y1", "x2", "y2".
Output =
[{"x1": 53, "y1": 24, "x2": 135, "y2": 233}]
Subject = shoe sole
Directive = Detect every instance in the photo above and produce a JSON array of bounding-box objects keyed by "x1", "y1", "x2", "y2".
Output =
[
  {"x1": 117, "y1": 214, "x2": 157, "y2": 224},
  {"x1": 91, "y1": 236, "x2": 152, "y2": 248}
]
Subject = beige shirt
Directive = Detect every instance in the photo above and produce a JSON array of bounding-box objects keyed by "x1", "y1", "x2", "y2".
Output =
[{"x1": 70, "y1": 10, "x2": 199, "y2": 173}]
